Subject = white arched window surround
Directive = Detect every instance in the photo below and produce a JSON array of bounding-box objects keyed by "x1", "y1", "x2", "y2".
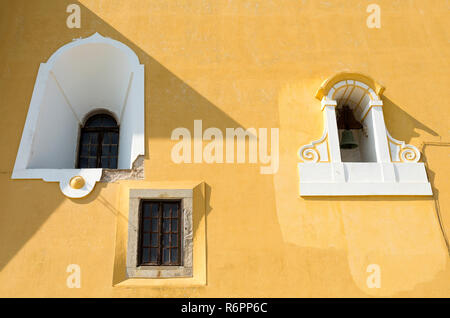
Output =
[
  {"x1": 12, "y1": 33, "x2": 145, "y2": 198},
  {"x1": 298, "y1": 73, "x2": 432, "y2": 196}
]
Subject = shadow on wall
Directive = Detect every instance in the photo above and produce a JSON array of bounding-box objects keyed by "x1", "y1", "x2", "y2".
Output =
[
  {"x1": 74, "y1": 182, "x2": 213, "y2": 245},
  {"x1": 382, "y1": 96, "x2": 438, "y2": 144},
  {"x1": 0, "y1": 0, "x2": 242, "y2": 271},
  {"x1": 422, "y1": 143, "x2": 450, "y2": 256}
]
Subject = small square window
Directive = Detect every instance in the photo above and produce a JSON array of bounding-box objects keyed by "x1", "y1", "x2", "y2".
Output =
[
  {"x1": 126, "y1": 189, "x2": 193, "y2": 278},
  {"x1": 138, "y1": 200, "x2": 182, "y2": 266}
]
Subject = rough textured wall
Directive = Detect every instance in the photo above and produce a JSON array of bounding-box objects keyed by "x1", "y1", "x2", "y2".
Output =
[{"x1": 0, "y1": 0, "x2": 448, "y2": 297}]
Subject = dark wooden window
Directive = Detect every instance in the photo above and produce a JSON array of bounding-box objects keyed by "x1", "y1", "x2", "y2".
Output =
[
  {"x1": 138, "y1": 200, "x2": 182, "y2": 266},
  {"x1": 77, "y1": 113, "x2": 119, "y2": 169}
]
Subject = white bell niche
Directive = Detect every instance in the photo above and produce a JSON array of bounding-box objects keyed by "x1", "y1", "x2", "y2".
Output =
[
  {"x1": 12, "y1": 33, "x2": 145, "y2": 198},
  {"x1": 298, "y1": 73, "x2": 432, "y2": 196}
]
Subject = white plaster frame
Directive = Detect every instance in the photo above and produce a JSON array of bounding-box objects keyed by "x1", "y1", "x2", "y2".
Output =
[
  {"x1": 298, "y1": 75, "x2": 432, "y2": 196},
  {"x1": 12, "y1": 33, "x2": 145, "y2": 198}
]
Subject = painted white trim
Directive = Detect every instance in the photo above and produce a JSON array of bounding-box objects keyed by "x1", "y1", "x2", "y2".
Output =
[
  {"x1": 298, "y1": 162, "x2": 432, "y2": 196},
  {"x1": 12, "y1": 168, "x2": 102, "y2": 199},
  {"x1": 46, "y1": 33, "x2": 140, "y2": 68},
  {"x1": 298, "y1": 129, "x2": 328, "y2": 163},
  {"x1": 119, "y1": 72, "x2": 134, "y2": 123},
  {"x1": 298, "y1": 76, "x2": 432, "y2": 196},
  {"x1": 386, "y1": 130, "x2": 420, "y2": 162},
  {"x1": 299, "y1": 182, "x2": 432, "y2": 196},
  {"x1": 12, "y1": 33, "x2": 145, "y2": 198},
  {"x1": 49, "y1": 71, "x2": 82, "y2": 125}
]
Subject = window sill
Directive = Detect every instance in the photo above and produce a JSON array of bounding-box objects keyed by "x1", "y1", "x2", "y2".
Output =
[
  {"x1": 12, "y1": 168, "x2": 102, "y2": 199},
  {"x1": 113, "y1": 277, "x2": 206, "y2": 288},
  {"x1": 127, "y1": 265, "x2": 192, "y2": 278},
  {"x1": 298, "y1": 162, "x2": 432, "y2": 196},
  {"x1": 11, "y1": 156, "x2": 144, "y2": 198}
]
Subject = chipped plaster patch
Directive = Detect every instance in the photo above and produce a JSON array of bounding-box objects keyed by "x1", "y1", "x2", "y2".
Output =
[{"x1": 100, "y1": 155, "x2": 145, "y2": 183}]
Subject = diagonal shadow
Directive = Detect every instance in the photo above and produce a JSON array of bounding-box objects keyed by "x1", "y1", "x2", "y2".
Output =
[
  {"x1": 382, "y1": 96, "x2": 439, "y2": 143},
  {"x1": 0, "y1": 0, "x2": 243, "y2": 271}
]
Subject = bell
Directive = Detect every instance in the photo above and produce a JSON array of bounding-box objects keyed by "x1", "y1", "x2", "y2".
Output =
[
  {"x1": 337, "y1": 105, "x2": 362, "y2": 150},
  {"x1": 340, "y1": 129, "x2": 358, "y2": 149}
]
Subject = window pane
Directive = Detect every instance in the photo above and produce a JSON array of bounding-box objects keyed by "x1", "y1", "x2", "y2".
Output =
[
  {"x1": 88, "y1": 158, "x2": 97, "y2": 167},
  {"x1": 143, "y1": 219, "x2": 150, "y2": 232},
  {"x1": 79, "y1": 132, "x2": 100, "y2": 168},
  {"x1": 79, "y1": 158, "x2": 88, "y2": 167},
  {"x1": 171, "y1": 219, "x2": 178, "y2": 232},
  {"x1": 104, "y1": 132, "x2": 118, "y2": 145},
  {"x1": 143, "y1": 204, "x2": 151, "y2": 218},
  {"x1": 108, "y1": 157, "x2": 118, "y2": 169},
  {"x1": 80, "y1": 132, "x2": 89, "y2": 144},
  {"x1": 162, "y1": 248, "x2": 170, "y2": 264},
  {"x1": 142, "y1": 248, "x2": 150, "y2": 263},
  {"x1": 143, "y1": 233, "x2": 150, "y2": 247},
  {"x1": 100, "y1": 157, "x2": 109, "y2": 168},
  {"x1": 80, "y1": 145, "x2": 89, "y2": 156},
  {"x1": 102, "y1": 145, "x2": 110, "y2": 155},
  {"x1": 151, "y1": 233, "x2": 159, "y2": 247},
  {"x1": 88, "y1": 133, "x2": 98, "y2": 144},
  {"x1": 86, "y1": 116, "x2": 102, "y2": 127},
  {"x1": 171, "y1": 234, "x2": 178, "y2": 247},
  {"x1": 162, "y1": 234, "x2": 169, "y2": 247},
  {"x1": 101, "y1": 116, "x2": 117, "y2": 127},
  {"x1": 150, "y1": 248, "x2": 158, "y2": 263},
  {"x1": 81, "y1": 132, "x2": 91, "y2": 144},
  {"x1": 162, "y1": 219, "x2": 170, "y2": 233},
  {"x1": 163, "y1": 203, "x2": 178, "y2": 218},
  {"x1": 111, "y1": 132, "x2": 119, "y2": 144},
  {"x1": 151, "y1": 204, "x2": 159, "y2": 217},
  {"x1": 171, "y1": 249, "x2": 178, "y2": 264},
  {"x1": 163, "y1": 204, "x2": 171, "y2": 218},
  {"x1": 103, "y1": 133, "x2": 110, "y2": 144},
  {"x1": 151, "y1": 219, "x2": 158, "y2": 232},
  {"x1": 89, "y1": 145, "x2": 97, "y2": 156},
  {"x1": 85, "y1": 114, "x2": 117, "y2": 127},
  {"x1": 101, "y1": 157, "x2": 117, "y2": 169}
]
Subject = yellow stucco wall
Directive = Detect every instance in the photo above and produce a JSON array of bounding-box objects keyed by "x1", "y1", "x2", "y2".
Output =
[{"x1": 0, "y1": 0, "x2": 449, "y2": 297}]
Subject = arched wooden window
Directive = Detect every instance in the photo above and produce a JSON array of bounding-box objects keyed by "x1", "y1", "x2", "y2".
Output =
[{"x1": 77, "y1": 113, "x2": 119, "y2": 169}]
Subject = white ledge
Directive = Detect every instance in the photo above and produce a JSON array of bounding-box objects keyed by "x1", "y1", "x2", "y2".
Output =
[
  {"x1": 299, "y1": 182, "x2": 432, "y2": 196},
  {"x1": 12, "y1": 168, "x2": 102, "y2": 198},
  {"x1": 298, "y1": 162, "x2": 432, "y2": 196}
]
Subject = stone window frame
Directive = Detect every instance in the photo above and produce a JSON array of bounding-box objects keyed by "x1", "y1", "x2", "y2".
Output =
[{"x1": 126, "y1": 189, "x2": 193, "y2": 278}]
